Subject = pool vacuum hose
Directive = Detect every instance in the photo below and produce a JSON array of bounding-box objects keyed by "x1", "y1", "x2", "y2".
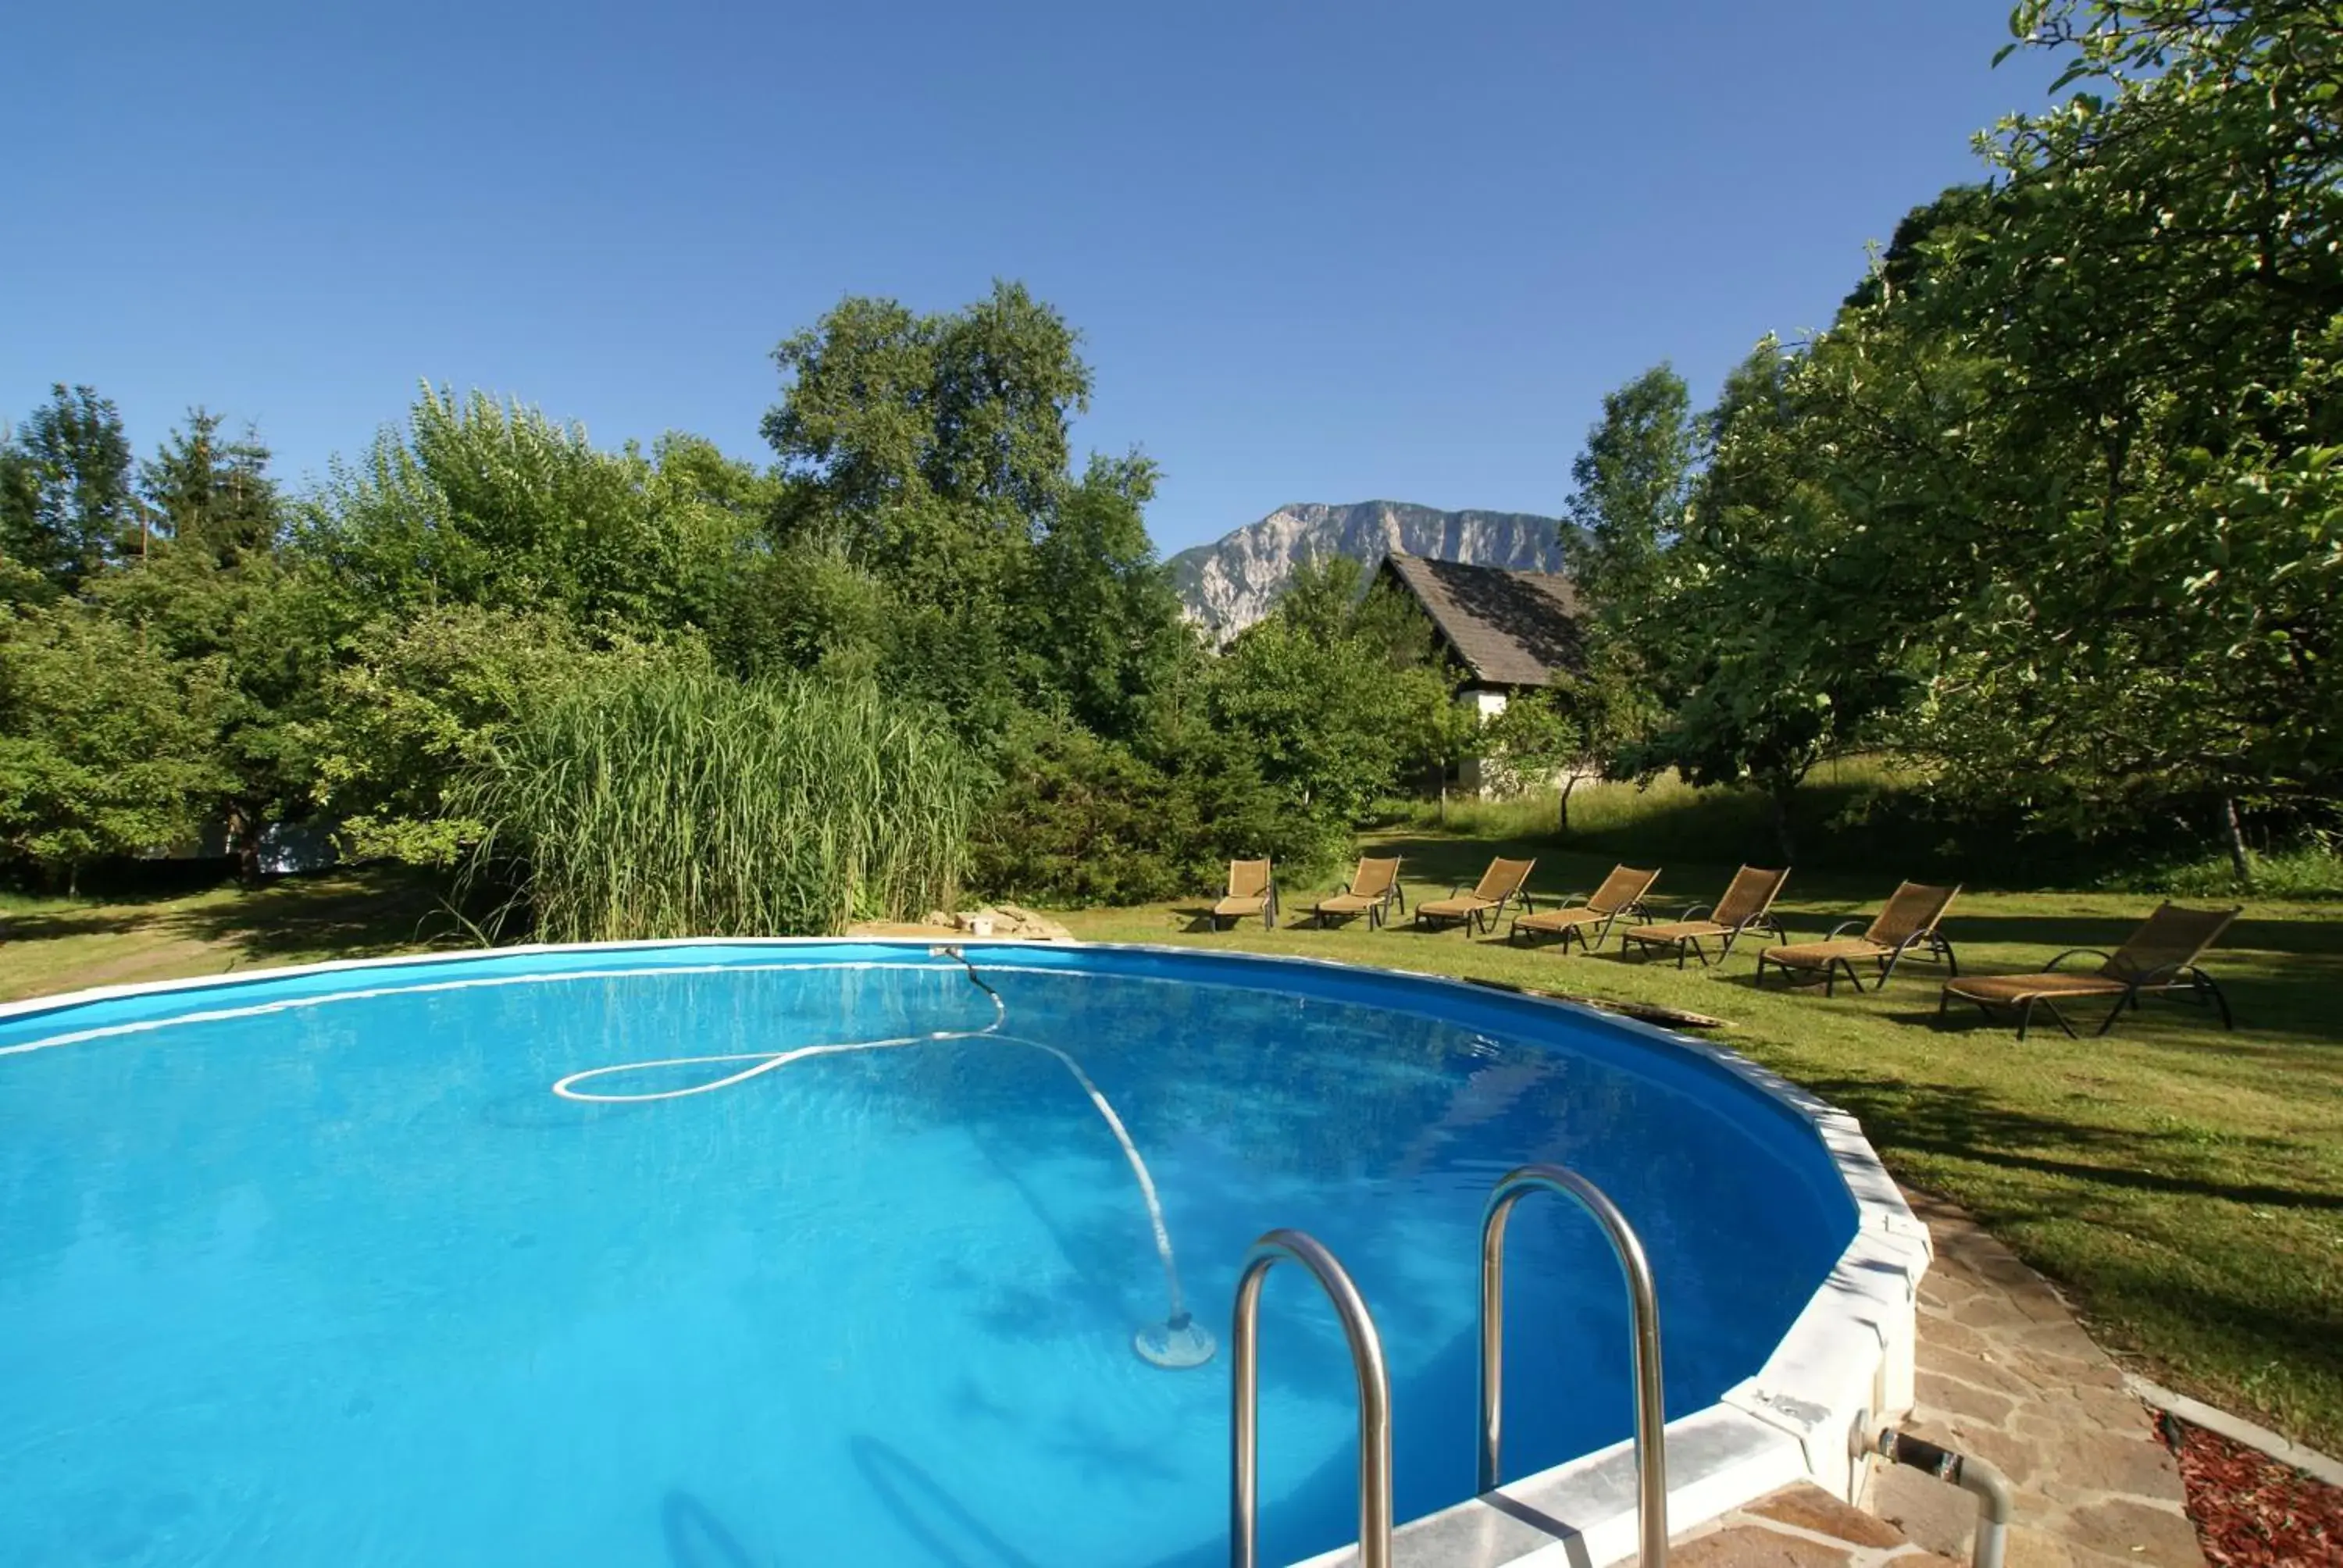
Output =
[{"x1": 549, "y1": 948, "x2": 1216, "y2": 1370}]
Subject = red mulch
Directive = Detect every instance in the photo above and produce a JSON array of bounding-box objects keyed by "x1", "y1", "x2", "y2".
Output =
[{"x1": 2159, "y1": 1410, "x2": 2343, "y2": 1567}]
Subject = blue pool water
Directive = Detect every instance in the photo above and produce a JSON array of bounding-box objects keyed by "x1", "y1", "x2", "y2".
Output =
[{"x1": 0, "y1": 943, "x2": 1857, "y2": 1567}]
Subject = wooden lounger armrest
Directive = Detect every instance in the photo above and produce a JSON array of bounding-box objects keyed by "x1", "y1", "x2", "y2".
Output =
[
  {"x1": 2045, "y1": 948, "x2": 2113, "y2": 971},
  {"x1": 1678, "y1": 902, "x2": 1715, "y2": 923},
  {"x1": 1825, "y1": 918, "x2": 1867, "y2": 940}
]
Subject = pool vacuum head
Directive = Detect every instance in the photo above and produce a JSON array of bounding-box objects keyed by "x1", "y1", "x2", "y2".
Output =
[{"x1": 1134, "y1": 1312, "x2": 1218, "y2": 1370}]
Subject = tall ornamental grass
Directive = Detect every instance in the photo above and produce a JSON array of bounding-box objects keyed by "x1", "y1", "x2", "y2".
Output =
[{"x1": 462, "y1": 664, "x2": 980, "y2": 940}]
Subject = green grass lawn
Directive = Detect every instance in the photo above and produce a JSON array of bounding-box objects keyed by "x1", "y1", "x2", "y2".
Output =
[
  {"x1": 4, "y1": 842, "x2": 2339, "y2": 1455},
  {"x1": 1054, "y1": 831, "x2": 2343, "y2": 1454},
  {"x1": 0, "y1": 868, "x2": 457, "y2": 1002}
]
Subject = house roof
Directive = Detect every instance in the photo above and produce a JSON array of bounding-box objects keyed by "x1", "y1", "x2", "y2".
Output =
[{"x1": 1378, "y1": 551, "x2": 1584, "y2": 688}]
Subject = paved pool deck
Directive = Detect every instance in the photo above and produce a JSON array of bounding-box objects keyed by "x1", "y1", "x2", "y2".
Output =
[{"x1": 1660, "y1": 1189, "x2": 2205, "y2": 1568}]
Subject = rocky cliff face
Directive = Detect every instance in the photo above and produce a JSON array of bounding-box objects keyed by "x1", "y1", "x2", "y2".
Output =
[{"x1": 1167, "y1": 501, "x2": 1566, "y2": 636}]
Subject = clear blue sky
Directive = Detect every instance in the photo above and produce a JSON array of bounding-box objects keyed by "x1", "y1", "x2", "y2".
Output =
[{"x1": 0, "y1": 2, "x2": 2055, "y2": 555}]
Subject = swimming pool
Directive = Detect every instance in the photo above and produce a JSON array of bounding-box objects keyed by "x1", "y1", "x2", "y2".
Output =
[{"x1": 0, "y1": 940, "x2": 1925, "y2": 1566}]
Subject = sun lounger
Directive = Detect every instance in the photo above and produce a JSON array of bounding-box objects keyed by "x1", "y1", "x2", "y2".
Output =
[
  {"x1": 1507, "y1": 864, "x2": 1660, "y2": 953},
  {"x1": 1312, "y1": 856, "x2": 1406, "y2": 929},
  {"x1": 1755, "y1": 881, "x2": 1960, "y2": 996},
  {"x1": 1210, "y1": 859, "x2": 1278, "y2": 931},
  {"x1": 1617, "y1": 865, "x2": 1790, "y2": 968},
  {"x1": 1938, "y1": 901, "x2": 2239, "y2": 1039},
  {"x1": 1414, "y1": 857, "x2": 1535, "y2": 936}
]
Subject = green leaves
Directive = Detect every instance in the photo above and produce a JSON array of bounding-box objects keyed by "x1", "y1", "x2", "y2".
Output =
[
  {"x1": 1206, "y1": 560, "x2": 1457, "y2": 831},
  {"x1": 758, "y1": 283, "x2": 1186, "y2": 743},
  {"x1": 1561, "y1": 362, "x2": 1697, "y2": 671},
  {"x1": 1590, "y1": 0, "x2": 2343, "y2": 853},
  {"x1": 300, "y1": 385, "x2": 769, "y2": 637},
  {"x1": 765, "y1": 282, "x2": 1089, "y2": 593},
  {"x1": 0, "y1": 601, "x2": 230, "y2": 885},
  {"x1": 0, "y1": 385, "x2": 138, "y2": 599}
]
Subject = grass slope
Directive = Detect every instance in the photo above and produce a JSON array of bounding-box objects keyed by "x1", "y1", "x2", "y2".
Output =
[{"x1": 3, "y1": 842, "x2": 2338, "y2": 1453}]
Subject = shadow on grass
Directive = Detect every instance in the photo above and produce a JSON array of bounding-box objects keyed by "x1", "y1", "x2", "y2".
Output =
[
  {"x1": 0, "y1": 909, "x2": 158, "y2": 943},
  {"x1": 0, "y1": 866, "x2": 473, "y2": 986},
  {"x1": 157, "y1": 867, "x2": 469, "y2": 960},
  {"x1": 2049, "y1": 1250, "x2": 2343, "y2": 1417},
  {"x1": 1802, "y1": 1072, "x2": 2343, "y2": 1213},
  {"x1": 1824, "y1": 1074, "x2": 2343, "y2": 1438}
]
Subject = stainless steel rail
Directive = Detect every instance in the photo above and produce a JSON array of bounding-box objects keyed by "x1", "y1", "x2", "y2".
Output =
[
  {"x1": 1229, "y1": 1228, "x2": 1394, "y2": 1568},
  {"x1": 1478, "y1": 1164, "x2": 1669, "y2": 1566}
]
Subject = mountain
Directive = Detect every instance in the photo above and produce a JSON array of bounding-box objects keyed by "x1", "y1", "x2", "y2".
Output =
[{"x1": 1166, "y1": 501, "x2": 1566, "y2": 636}]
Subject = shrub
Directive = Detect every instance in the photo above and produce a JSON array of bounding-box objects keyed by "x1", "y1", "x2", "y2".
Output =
[{"x1": 969, "y1": 710, "x2": 1340, "y2": 906}]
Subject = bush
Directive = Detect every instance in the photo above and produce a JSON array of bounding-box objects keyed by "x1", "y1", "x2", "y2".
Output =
[
  {"x1": 969, "y1": 711, "x2": 1342, "y2": 906},
  {"x1": 308, "y1": 605, "x2": 606, "y2": 866},
  {"x1": 462, "y1": 661, "x2": 979, "y2": 939},
  {"x1": 0, "y1": 602, "x2": 230, "y2": 891}
]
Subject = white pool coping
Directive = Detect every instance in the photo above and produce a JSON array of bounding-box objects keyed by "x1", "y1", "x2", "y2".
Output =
[{"x1": 0, "y1": 935, "x2": 1924, "y2": 1566}]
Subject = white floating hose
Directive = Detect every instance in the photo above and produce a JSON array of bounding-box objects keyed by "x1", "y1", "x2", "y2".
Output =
[{"x1": 548, "y1": 948, "x2": 1214, "y2": 1368}]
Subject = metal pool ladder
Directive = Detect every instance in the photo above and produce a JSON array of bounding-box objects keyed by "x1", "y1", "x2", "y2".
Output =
[
  {"x1": 1227, "y1": 1164, "x2": 1667, "y2": 1568},
  {"x1": 1482, "y1": 1163, "x2": 1670, "y2": 1567},
  {"x1": 1230, "y1": 1228, "x2": 1394, "y2": 1568}
]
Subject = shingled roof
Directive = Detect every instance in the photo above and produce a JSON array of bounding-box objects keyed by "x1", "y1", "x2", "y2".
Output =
[{"x1": 1377, "y1": 551, "x2": 1584, "y2": 689}]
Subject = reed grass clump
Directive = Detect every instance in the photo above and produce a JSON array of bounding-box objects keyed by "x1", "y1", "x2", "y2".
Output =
[{"x1": 462, "y1": 662, "x2": 980, "y2": 939}]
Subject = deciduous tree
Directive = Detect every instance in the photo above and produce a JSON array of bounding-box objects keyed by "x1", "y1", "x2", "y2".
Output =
[{"x1": 0, "y1": 384, "x2": 139, "y2": 597}]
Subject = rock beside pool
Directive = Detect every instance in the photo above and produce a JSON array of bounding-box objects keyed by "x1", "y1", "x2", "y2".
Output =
[{"x1": 848, "y1": 904, "x2": 1074, "y2": 942}]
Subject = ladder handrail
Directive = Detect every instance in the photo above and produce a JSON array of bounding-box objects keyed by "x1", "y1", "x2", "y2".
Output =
[
  {"x1": 1479, "y1": 1164, "x2": 1669, "y2": 1566},
  {"x1": 1230, "y1": 1228, "x2": 1394, "y2": 1568}
]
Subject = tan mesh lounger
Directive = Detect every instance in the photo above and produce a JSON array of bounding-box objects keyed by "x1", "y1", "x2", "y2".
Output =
[
  {"x1": 1756, "y1": 881, "x2": 1960, "y2": 996},
  {"x1": 1939, "y1": 901, "x2": 2240, "y2": 1039},
  {"x1": 1618, "y1": 865, "x2": 1790, "y2": 968},
  {"x1": 1414, "y1": 857, "x2": 1535, "y2": 936},
  {"x1": 1508, "y1": 864, "x2": 1659, "y2": 953},
  {"x1": 1312, "y1": 856, "x2": 1405, "y2": 929},
  {"x1": 1210, "y1": 859, "x2": 1278, "y2": 931}
]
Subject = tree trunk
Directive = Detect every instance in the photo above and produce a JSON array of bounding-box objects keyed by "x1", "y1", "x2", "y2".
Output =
[
  {"x1": 1769, "y1": 784, "x2": 1797, "y2": 866},
  {"x1": 2220, "y1": 796, "x2": 2253, "y2": 888},
  {"x1": 227, "y1": 803, "x2": 266, "y2": 886},
  {"x1": 1557, "y1": 772, "x2": 1582, "y2": 837}
]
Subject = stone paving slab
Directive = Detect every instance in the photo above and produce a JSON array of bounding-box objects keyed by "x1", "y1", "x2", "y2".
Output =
[
  {"x1": 1666, "y1": 1481, "x2": 1962, "y2": 1566},
  {"x1": 1865, "y1": 1190, "x2": 2205, "y2": 1568}
]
